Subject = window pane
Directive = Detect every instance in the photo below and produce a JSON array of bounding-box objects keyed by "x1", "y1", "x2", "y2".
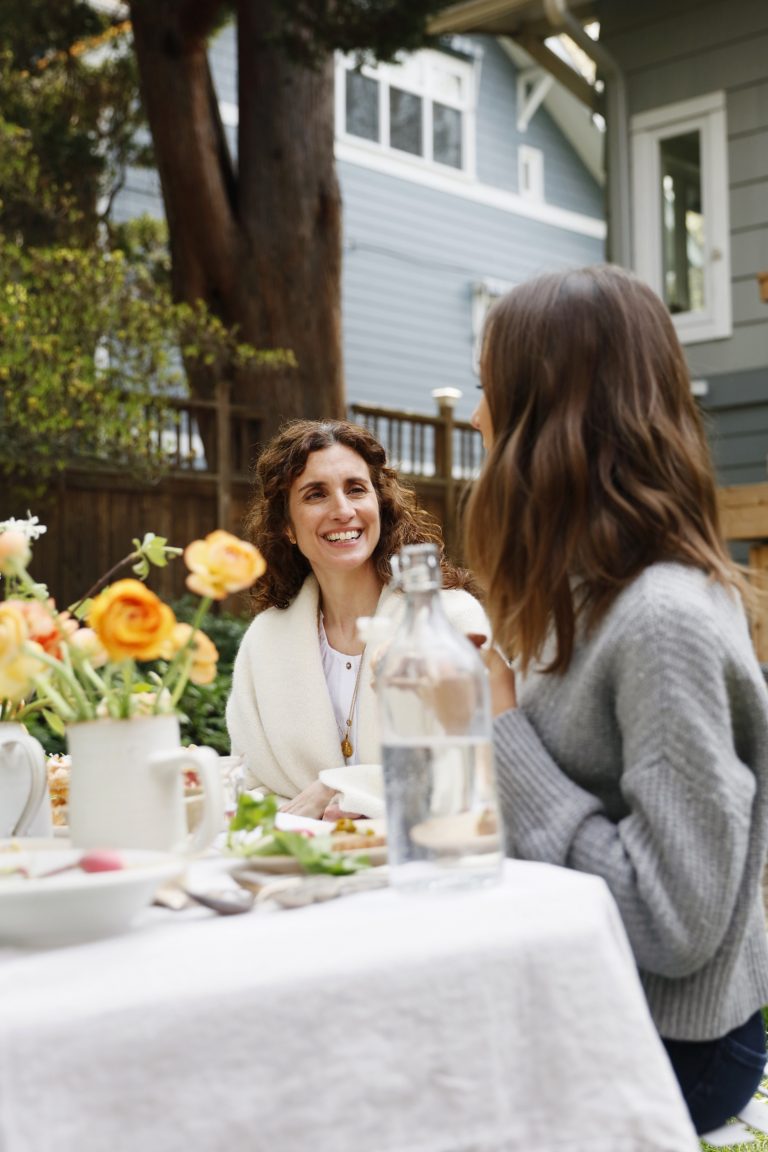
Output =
[
  {"x1": 660, "y1": 131, "x2": 705, "y2": 314},
  {"x1": 433, "y1": 102, "x2": 462, "y2": 168},
  {"x1": 390, "y1": 87, "x2": 422, "y2": 156},
  {"x1": 346, "y1": 71, "x2": 379, "y2": 142}
]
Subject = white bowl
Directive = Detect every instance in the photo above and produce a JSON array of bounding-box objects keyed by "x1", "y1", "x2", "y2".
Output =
[
  {"x1": 319, "y1": 763, "x2": 385, "y2": 818},
  {"x1": 0, "y1": 840, "x2": 184, "y2": 947}
]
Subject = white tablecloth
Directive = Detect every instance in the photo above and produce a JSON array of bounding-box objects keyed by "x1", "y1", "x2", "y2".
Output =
[{"x1": 0, "y1": 860, "x2": 697, "y2": 1152}]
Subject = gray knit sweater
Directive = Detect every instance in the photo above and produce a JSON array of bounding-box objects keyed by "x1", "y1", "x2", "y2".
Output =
[{"x1": 494, "y1": 562, "x2": 768, "y2": 1040}]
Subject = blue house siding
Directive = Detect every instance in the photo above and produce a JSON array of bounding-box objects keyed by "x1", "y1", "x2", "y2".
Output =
[
  {"x1": 598, "y1": 0, "x2": 768, "y2": 488},
  {"x1": 474, "y1": 37, "x2": 603, "y2": 219},
  {"x1": 340, "y1": 159, "x2": 603, "y2": 421}
]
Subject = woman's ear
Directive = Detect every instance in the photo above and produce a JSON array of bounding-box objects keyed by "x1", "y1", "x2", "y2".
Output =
[{"x1": 286, "y1": 527, "x2": 296, "y2": 545}]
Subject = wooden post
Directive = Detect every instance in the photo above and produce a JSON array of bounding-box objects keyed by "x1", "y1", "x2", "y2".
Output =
[
  {"x1": 215, "y1": 379, "x2": 232, "y2": 531},
  {"x1": 432, "y1": 388, "x2": 462, "y2": 556}
]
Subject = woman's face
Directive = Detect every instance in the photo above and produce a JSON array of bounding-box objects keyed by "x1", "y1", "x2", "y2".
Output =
[
  {"x1": 471, "y1": 386, "x2": 493, "y2": 450},
  {"x1": 287, "y1": 443, "x2": 381, "y2": 580}
]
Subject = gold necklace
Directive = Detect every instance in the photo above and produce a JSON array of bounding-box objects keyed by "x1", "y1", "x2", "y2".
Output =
[
  {"x1": 340, "y1": 650, "x2": 366, "y2": 761},
  {"x1": 318, "y1": 606, "x2": 366, "y2": 761}
]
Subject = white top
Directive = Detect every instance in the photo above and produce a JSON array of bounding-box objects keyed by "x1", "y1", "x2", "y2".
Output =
[
  {"x1": 227, "y1": 575, "x2": 490, "y2": 800},
  {"x1": 318, "y1": 613, "x2": 363, "y2": 765},
  {"x1": 0, "y1": 859, "x2": 698, "y2": 1152}
]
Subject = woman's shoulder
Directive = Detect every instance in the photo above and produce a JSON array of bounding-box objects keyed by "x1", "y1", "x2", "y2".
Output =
[
  {"x1": 239, "y1": 576, "x2": 319, "y2": 644},
  {"x1": 608, "y1": 562, "x2": 750, "y2": 658},
  {"x1": 439, "y1": 587, "x2": 490, "y2": 635}
]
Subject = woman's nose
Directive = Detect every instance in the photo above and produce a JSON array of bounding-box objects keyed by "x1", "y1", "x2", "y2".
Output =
[
  {"x1": 470, "y1": 405, "x2": 481, "y2": 431},
  {"x1": 330, "y1": 492, "x2": 354, "y2": 518}
]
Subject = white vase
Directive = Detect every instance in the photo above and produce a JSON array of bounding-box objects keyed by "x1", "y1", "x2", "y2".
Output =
[
  {"x1": 0, "y1": 722, "x2": 52, "y2": 838},
  {"x1": 66, "y1": 714, "x2": 223, "y2": 854}
]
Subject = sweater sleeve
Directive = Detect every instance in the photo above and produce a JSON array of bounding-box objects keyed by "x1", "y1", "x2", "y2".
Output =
[
  {"x1": 440, "y1": 589, "x2": 490, "y2": 639},
  {"x1": 494, "y1": 583, "x2": 763, "y2": 980}
]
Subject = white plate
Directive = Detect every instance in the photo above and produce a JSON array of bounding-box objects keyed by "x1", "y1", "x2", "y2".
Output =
[
  {"x1": 231, "y1": 843, "x2": 388, "y2": 877},
  {"x1": 0, "y1": 840, "x2": 184, "y2": 947},
  {"x1": 318, "y1": 764, "x2": 385, "y2": 818}
]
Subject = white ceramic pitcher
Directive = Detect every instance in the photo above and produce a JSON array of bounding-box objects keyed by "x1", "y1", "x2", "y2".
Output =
[
  {"x1": 67, "y1": 714, "x2": 223, "y2": 854},
  {"x1": 0, "y1": 722, "x2": 51, "y2": 838}
]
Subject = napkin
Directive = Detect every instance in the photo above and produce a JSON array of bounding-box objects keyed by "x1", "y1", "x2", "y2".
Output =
[{"x1": 318, "y1": 763, "x2": 385, "y2": 818}]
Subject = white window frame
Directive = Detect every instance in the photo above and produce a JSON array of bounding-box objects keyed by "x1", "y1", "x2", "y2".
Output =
[
  {"x1": 518, "y1": 145, "x2": 544, "y2": 202},
  {"x1": 335, "y1": 49, "x2": 476, "y2": 179},
  {"x1": 471, "y1": 277, "x2": 516, "y2": 373},
  {"x1": 631, "y1": 91, "x2": 731, "y2": 344}
]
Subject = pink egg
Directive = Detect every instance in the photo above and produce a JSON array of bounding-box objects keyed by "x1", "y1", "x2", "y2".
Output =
[{"x1": 79, "y1": 851, "x2": 124, "y2": 873}]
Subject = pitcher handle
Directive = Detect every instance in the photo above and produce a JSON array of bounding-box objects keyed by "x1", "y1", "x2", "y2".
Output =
[
  {"x1": 149, "y1": 745, "x2": 224, "y2": 855},
  {"x1": 9, "y1": 733, "x2": 48, "y2": 837}
]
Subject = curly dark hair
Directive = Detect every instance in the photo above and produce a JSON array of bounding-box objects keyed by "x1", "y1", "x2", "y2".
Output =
[{"x1": 246, "y1": 419, "x2": 480, "y2": 612}]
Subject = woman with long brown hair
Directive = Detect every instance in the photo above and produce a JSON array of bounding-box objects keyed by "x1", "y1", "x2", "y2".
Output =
[
  {"x1": 227, "y1": 418, "x2": 487, "y2": 818},
  {"x1": 466, "y1": 264, "x2": 768, "y2": 1135}
]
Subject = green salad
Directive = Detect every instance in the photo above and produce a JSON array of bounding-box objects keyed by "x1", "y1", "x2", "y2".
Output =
[{"x1": 225, "y1": 793, "x2": 371, "y2": 876}]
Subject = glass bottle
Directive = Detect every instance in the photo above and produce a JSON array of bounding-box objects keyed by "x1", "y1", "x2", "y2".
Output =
[{"x1": 376, "y1": 543, "x2": 504, "y2": 893}]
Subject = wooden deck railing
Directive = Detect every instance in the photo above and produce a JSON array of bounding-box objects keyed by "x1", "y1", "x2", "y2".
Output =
[{"x1": 26, "y1": 388, "x2": 768, "y2": 647}]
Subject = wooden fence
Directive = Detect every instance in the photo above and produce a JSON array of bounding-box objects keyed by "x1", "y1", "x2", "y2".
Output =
[
  {"x1": 13, "y1": 390, "x2": 768, "y2": 655},
  {"x1": 15, "y1": 390, "x2": 480, "y2": 611}
]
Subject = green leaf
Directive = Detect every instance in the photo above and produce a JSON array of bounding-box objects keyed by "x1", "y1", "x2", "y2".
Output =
[
  {"x1": 42, "y1": 708, "x2": 66, "y2": 737},
  {"x1": 228, "y1": 792, "x2": 278, "y2": 834}
]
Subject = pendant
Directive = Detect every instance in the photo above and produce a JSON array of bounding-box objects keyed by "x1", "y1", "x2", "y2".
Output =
[{"x1": 340, "y1": 736, "x2": 353, "y2": 759}]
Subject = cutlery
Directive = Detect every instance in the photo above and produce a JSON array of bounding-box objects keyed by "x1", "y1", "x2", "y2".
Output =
[
  {"x1": 153, "y1": 885, "x2": 255, "y2": 916},
  {"x1": 183, "y1": 887, "x2": 255, "y2": 915}
]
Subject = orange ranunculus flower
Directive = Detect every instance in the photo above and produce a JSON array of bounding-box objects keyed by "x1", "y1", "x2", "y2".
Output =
[
  {"x1": 88, "y1": 579, "x2": 176, "y2": 662},
  {"x1": 0, "y1": 602, "x2": 42, "y2": 701},
  {"x1": 162, "y1": 622, "x2": 219, "y2": 686},
  {"x1": 184, "y1": 530, "x2": 266, "y2": 601}
]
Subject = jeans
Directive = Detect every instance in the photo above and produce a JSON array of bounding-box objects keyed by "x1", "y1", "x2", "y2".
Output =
[{"x1": 662, "y1": 1009, "x2": 767, "y2": 1134}]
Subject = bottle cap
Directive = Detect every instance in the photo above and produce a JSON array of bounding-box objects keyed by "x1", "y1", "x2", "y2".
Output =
[{"x1": 398, "y1": 543, "x2": 441, "y2": 591}]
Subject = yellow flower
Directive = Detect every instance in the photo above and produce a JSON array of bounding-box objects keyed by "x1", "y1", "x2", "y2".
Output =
[
  {"x1": 163, "y1": 623, "x2": 219, "y2": 686},
  {"x1": 184, "y1": 530, "x2": 265, "y2": 601},
  {"x1": 0, "y1": 603, "x2": 41, "y2": 702},
  {"x1": 88, "y1": 579, "x2": 176, "y2": 662}
]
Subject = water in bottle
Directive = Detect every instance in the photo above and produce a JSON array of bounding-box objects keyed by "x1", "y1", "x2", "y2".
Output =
[{"x1": 377, "y1": 543, "x2": 504, "y2": 893}]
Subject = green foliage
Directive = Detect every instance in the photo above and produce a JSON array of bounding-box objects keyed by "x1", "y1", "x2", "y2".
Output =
[
  {"x1": 172, "y1": 599, "x2": 250, "y2": 753},
  {"x1": 0, "y1": 2, "x2": 146, "y2": 247},
  {"x1": 0, "y1": 231, "x2": 267, "y2": 491},
  {"x1": 267, "y1": 0, "x2": 449, "y2": 67}
]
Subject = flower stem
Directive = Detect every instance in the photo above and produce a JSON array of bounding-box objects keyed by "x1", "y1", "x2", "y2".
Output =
[
  {"x1": 69, "y1": 551, "x2": 141, "y2": 615},
  {"x1": 25, "y1": 644, "x2": 94, "y2": 720}
]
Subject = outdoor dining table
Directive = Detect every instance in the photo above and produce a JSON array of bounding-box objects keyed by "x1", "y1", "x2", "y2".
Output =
[{"x1": 0, "y1": 857, "x2": 698, "y2": 1152}]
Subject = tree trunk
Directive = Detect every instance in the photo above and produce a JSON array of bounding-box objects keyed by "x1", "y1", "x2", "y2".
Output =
[{"x1": 129, "y1": 0, "x2": 345, "y2": 446}]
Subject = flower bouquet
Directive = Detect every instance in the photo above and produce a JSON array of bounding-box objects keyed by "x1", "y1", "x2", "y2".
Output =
[
  {"x1": 0, "y1": 516, "x2": 265, "y2": 851},
  {"x1": 0, "y1": 517, "x2": 264, "y2": 730}
]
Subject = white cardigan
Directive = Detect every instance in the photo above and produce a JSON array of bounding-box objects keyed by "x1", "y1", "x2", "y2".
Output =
[{"x1": 226, "y1": 574, "x2": 489, "y2": 800}]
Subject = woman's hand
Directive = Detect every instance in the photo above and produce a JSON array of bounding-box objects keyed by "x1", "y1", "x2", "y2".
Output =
[
  {"x1": 485, "y1": 647, "x2": 517, "y2": 717},
  {"x1": 280, "y1": 780, "x2": 336, "y2": 819},
  {"x1": 467, "y1": 633, "x2": 517, "y2": 716},
  {"x1": 322, "y1": 800, "x2": 365, "y2": 823}
]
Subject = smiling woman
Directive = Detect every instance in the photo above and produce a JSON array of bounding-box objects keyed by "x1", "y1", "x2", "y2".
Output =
[{"x1": 226, "y1": 419, "x2": 489, "y2": 819}]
